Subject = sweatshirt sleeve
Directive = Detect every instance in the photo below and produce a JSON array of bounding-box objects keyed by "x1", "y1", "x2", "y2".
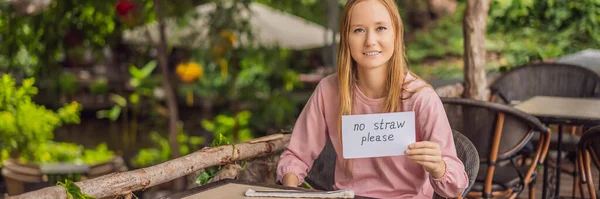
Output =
[
  {"x1": 276, "y1": 80, "x2": 329, "y2": 186},
  {"x1": 414, "y1": 88, "x2": 469, "y2": 198}
]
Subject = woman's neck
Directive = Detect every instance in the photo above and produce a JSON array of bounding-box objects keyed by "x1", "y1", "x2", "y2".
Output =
[{"x1": 356, "y1": 65, "x2": 388, "y2": 99}]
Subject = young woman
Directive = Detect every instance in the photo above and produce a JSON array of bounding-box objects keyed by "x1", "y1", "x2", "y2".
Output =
[{"x1": 276, "y1": 0, "x2": 468, "y2": 198}]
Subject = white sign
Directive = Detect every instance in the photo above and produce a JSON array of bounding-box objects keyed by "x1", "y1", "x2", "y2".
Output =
[{"x1": 341, "y1": 111, "x2": 416, "y2": 159}]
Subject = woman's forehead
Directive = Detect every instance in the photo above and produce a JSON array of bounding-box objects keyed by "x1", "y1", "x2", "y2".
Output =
[{"x1": 349, "y1": 0, "x2": 392, "y2": 25}]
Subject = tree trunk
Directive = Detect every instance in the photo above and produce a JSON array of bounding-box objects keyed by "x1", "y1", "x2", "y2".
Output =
[
  {"x1": 327, "y1": 0, "x2": 339, "y2": 69},
  {"x1": 7, "y1": 134, "x2": 292, "y2": 199},
  {"x1": 399, "y1": 0, "x2": 457, "y2": 29},
  {"x1": 152, "y1": 0, "x2": 184, "y2": 191},
  {"x1": 462, "y1": 0, "x2": 490, "y2": 100}
]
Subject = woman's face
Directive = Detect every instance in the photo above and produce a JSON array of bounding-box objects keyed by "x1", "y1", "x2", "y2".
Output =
[{"x1": 348, "y1": 0, "x2": 395, "y2": 70}]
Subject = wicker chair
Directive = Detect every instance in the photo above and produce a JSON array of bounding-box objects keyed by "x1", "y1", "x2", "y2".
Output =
[
  {"x1": 433, "y1": 130, "x2": 480, "y2": 199},
  {"x1": 489, "y1": 63, "x2": 600, "y2": 195},
  {"x1": 489, "y1": 63, "x2": 600, "y2": 151},
  {"x1": 576, "y1": 125, "x2": 600, "y2": 199},
  {"x1": 441, "y1": 98, "x2": 551, "y2": 199},
  {"x1": 305, "y1": 139, "x2": 336, "y2": 191},
  {"x1": 489, "y1": 63, "x2": 600, "y2": 104},
  {"x1": 305, "y1": 130, "x2": 480, "y2": 198}
]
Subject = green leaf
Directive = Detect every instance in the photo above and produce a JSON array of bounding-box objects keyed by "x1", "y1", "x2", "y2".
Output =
[
  {"x1": 95, "y1": 110, "x2": 108, "y2": 119},
  {"x1": 201, "y1": 120, "x2": 216, "y2": 132},
  {"x1": 128, "y1": 65, "x2": 142, "y2": 78},
  {"x1": 129, "y1": 94, "x2": 140, "y2": 105},
  {"x1": 109, "y1": 94, "x2": 127, "y2": 107},
  {"x1": 189, "y1": 136, "x2": 205, "y2": 146},
  {"x1": 196, "y1": 171, "x2": 213, "y2": 185},
  {"x1": 140, "y1": 61, "x2": 157, "y2": 78},
  {"x1": 211, "y1": 133, "x2": 230, "y2": 147},
  {"x1": 129, "y1": 79, "x2": 140, "y2": 88},
  {"x1": 57, "y1": 179, "x2": 95, "y2": 199},
  {"x1": 108, "y1": 106, "x2": 121, "y2": 122}
]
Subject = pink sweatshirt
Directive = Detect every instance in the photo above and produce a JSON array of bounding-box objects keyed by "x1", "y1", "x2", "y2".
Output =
[{"x1": 277, "y1": 73, "x2": 469, "y2": 198}]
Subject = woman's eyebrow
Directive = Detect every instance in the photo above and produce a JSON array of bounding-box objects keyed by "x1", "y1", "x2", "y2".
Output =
[{"x1": 351, "y1": 21, "x2": 389, "y2": 28}]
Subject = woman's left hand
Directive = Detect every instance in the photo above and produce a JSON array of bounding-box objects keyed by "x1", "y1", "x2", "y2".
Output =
[{"x1": 405, "y1": 141, "x2": 446, "y2": 179}]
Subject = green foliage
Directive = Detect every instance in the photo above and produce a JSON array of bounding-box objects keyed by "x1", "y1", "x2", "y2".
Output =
[
  {"x1": 0, "y1": 0, "x2": 199, "y2": 76},
  {"x1": 89, "y1": 77, "x2": 109, "y2": 96},
  {"x1": 201, "y1": 111, "x2": 253, "y2": 143},
  {"x1": 187, "y1": 47, "x2": 303, "y2": 134},
  {"x1": 128, "y1": 60, "x2": 157, "y2": 89},
  {"x1": 406, "y1": 4, "x2": 465, "y2": 63},
  {"x1": 196, "y1": 133, "x2": 234, "y2": 186},
  {"x1": 58, "y1": 72, "x2": 79, "y2": 96},
  {"x1": 96, "y1": 94, "x2": 125, "y2": 121},
  {"x1": 19, "y1": 142, "x2": 114, "y2": 165},
  {"x1": 0, "y1": 74, "x2": 82, "y2": 156},
  {"x1": 131, "y1": 128, "x2": 205, "y2": 168},
  {"x1": 488, "y1": 0, "x2": 600, "y2": 67},
  {"x1": 0, "y1": 74, "x2": 114, "y2": 167},
  {"x1": 58, "y1": 179, "x2": 94, "y2": 199},
  {"x1": 406, "y1": 0, "x2": 600, "y2": 79},
  {"x1": 0, "y1": 0, "x2": 119, "y2": 75},
  {"x1": 96, "y1": 60, "x2": 159, "y2": 121}
]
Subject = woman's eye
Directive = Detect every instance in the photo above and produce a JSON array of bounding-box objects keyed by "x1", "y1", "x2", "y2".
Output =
[
  {"x1": 376, "y1": 26, "x2": 387, "y2": 31},
  {"x1": 353, "y1": 28, "x2": 365, "y2": 33}
]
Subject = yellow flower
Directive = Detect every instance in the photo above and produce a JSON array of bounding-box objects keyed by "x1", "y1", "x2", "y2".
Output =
[{"x1": 176, "y1": 62, "x2": 203, "y2": 83}]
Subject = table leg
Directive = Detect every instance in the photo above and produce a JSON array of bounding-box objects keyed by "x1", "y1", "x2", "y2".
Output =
[{"x1": 555, "y1": 125, "x2": 563, "y2": 198}]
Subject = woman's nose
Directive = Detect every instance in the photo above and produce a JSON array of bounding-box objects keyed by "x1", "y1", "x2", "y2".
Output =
[{"x1": 364, "y1": 32, "x2": 377, "y2": 47}]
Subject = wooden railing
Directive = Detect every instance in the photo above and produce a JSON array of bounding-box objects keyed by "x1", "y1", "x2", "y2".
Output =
[{"x1": 6, "y1": 134, "x2": 291, "y2": 199}]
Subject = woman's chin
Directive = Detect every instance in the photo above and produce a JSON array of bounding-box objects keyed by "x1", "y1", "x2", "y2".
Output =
[{"x1": 356, "y1": 61, "x2": 388, "y2": 70}]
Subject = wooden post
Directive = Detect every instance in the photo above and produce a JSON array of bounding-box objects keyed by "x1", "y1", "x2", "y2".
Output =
[{"x1": 462, "y1": 0, "x2": 491, "y2": 100}]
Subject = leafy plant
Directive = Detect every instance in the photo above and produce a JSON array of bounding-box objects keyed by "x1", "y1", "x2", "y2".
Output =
[
  {"x1": 96, "y1": 61, "x2": 162, "y2": 147},
  {"x1": 89, "y1": 77, "x2": 109, "y2": 96},
  {"x1": 131, "y1": 126, "x2": 205, "y2": 168},
  {"x1": 0, "y1": 74, "x2": 82, "y2": 157},
  {"x1": 58, "y1": 72, "x2": 79, "y2": 98},
  {"x1": 58, "y1": 179, "x2": 94, "y2": 199},
  {"x1": 0, "y1": 74, "x2": 115, "y2": 169},
  {"x1": 201, "y1": 111, "x2": 254, "y2": 143},
  {"x1": 195, "y1": 133, "x2": 238, "y2": 185},
  {"x1": 487, "y1": 0, "x2": 600, "y2": 67}
]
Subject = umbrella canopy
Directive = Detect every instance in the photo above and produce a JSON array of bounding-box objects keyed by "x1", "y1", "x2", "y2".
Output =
[{"x1": 122, "y1": 2, "x2": 337, "y2": 50}]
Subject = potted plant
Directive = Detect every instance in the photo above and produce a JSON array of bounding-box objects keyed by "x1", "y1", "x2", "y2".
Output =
[{"x1": 0, "y1": 74, "x2": 123, "y2": 196}]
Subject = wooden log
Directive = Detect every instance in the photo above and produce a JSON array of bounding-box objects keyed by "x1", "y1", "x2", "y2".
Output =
[
  {"x1": 205, "y1": 164, "x2": 242, "y2": 184},
  {"x1": 7, "y1": 134, "x2": 291, "y2": 199}
]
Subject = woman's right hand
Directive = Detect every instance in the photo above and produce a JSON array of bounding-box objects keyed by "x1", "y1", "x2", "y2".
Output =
[{"x1": 282, "y1": 173, "x2": 299, "y2": 187}]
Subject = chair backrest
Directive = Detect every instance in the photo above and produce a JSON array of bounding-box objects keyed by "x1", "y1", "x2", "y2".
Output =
[
  {"x1": 305, "y1": 139, "x2": 336, "y2": 191},
  {"x1": 489, "y1": 63, "x2": 600, "y2": 104},
  {"x1": 441, "y1": 98, "x2": 547, "y2": 162},
  {"x1": 433, "y1": 130, "x2": 480, "y2": 199}
]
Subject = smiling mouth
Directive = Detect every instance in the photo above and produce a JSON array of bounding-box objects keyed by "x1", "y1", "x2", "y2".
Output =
[{"x1": 363, "y1": 51, "x2": 382, "y2": 56}]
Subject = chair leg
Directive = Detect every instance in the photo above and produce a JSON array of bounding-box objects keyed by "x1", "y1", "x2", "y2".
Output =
[
  {"x1": 584, "y1": 152, "x2": 597, "y2": 199},
  {"x1": 577, "y1": 151, "x2": 587, "y2": 199},
  {"x1": 529, "y1": 181, "x2": 536, "y2": 199},
  {"x1": 573, "y1": 169, "x2": 579, "y2": 199},
  {"x1": 573, "y1": 150, "x2": 579, "y2": 199}
]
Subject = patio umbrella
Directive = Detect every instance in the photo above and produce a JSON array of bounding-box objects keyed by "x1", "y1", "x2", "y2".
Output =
[{"x1": 122, "y1": 2, "x2": 338, "y2": 50}]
